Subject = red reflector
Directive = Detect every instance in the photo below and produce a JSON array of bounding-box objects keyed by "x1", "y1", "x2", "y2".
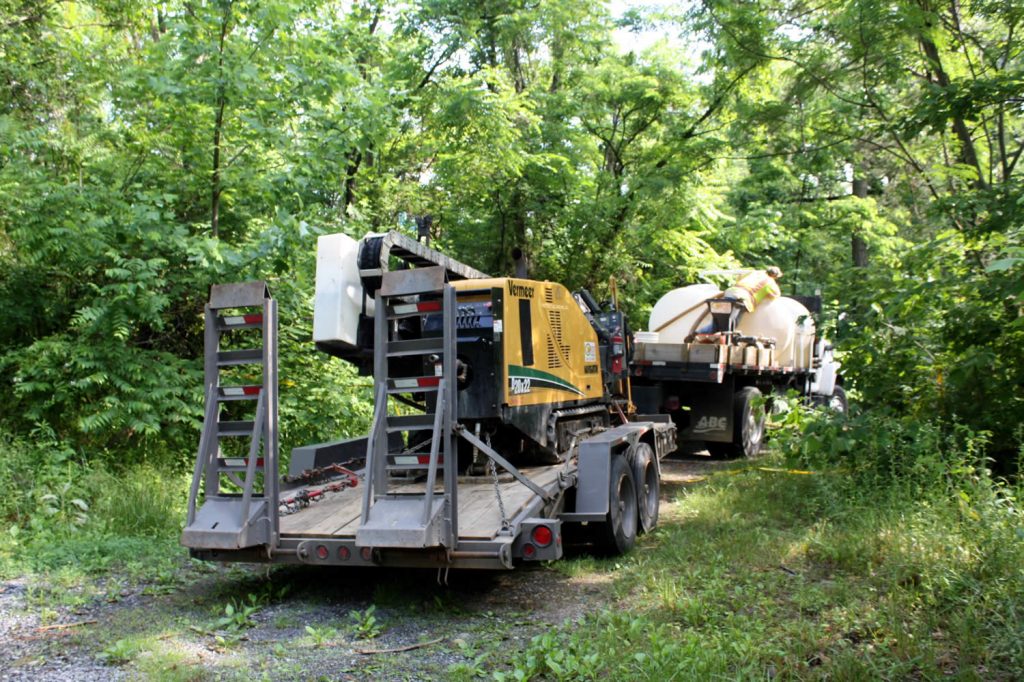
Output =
[
  {"x1": 244, "y1": 314, "x2": 263, "y2": 324},
  {"x1": 338, "y1": 546, "x2": 351, "y2": 561},
  {"x1": 417, "y1": 376, "x2": 440, "y2": 387},
  {"x1": 417, "y1": 301, "x2": 442, "y2": 312},
  {"x1": 522, "y1": 543, "x2": 536, "y2": 558},
  {"x1": 315, "y1": 545, "x2": 329, "y2": 560},
  {"x1": 243, "y1": 386, "x2": 260, "y2": 395},
  {"x1": 415, "y1": 455, "x2": 444, "y2": 465},
  {"x1": 531, "y1": 525, "x2": 553, "y2": 547},
  {"x1": 360, "y1": 547, "x2": 373, "y2": 561}
]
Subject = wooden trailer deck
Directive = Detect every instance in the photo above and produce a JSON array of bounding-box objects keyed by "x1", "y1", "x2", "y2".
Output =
[{"x1": 279, "y1": 465, "x2": 564, "y2": 541}]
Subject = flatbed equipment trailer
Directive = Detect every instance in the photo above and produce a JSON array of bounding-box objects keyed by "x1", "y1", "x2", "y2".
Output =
[{"x1": 182, "y1": 232, "x2": 675, "y2": 570}]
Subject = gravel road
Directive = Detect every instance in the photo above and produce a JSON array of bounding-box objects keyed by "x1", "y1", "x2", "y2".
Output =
[{"x1": 0, "y1": 453, "x2": 725, "y2": 681}]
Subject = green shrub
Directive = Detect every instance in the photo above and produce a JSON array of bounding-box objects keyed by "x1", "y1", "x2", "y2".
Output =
[
  {"x1": 0, "y1": 428, "x2": 90, "y2": 535},
  {"x1": 772, "y1": 401, "x2": 998, "y2": 503}
]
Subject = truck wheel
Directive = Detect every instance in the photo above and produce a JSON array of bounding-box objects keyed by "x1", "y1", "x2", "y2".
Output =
[
  {"x1": 828, "y1": 385, "x2": 848, "y2": 415},
  {"x1": 596, "y1": 454, "x2": 638, "y2": 555},
  {"x1": 631, "y1": 443, "x2": 659, "y2": 535},
  {"x1": 709, "y1": 387, "x2": 766, "y2": 459},
  {"x1": 735, "y1": 386, "x2": 766, "y2": 458}
]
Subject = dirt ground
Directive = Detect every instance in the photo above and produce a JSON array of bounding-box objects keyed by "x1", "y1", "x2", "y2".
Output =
[{"x1": 0, "y1": 452, "x2": 728, "y2": 681}]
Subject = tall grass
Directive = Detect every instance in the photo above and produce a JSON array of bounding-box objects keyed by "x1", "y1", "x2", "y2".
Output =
[
  {"x1": 0, "y1": 430, "x2": 187, "y2": 577},
  {"x1": 505, "y1": 408, "x2": 1024, "y2": 680}
]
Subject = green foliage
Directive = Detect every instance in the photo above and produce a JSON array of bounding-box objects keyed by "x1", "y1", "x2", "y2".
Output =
[
  {"x1": 349, "y1": 604, "x2": 384, "y2": 640},
  {"x1": 213, "y1": 596, "x2": 262, "y2": 633},
  {"x1": 828, "y1": 228, "x2": 1024, "y2": 453},
  {"x1": 304, "y1": 624, "x2": 339, "y2": 648},
  {"x1": 0, "y1": 429, "x2": 187, "y2": 580},
  {"x1": 85, "y1": 465, "x2": 186, "y2": 538},
  {"x1": 493, "y1": 412, "x2": 1024, "y2": 679},
  {"x1": 98, "y1": 637, "x2": 143, "y2": 666}
]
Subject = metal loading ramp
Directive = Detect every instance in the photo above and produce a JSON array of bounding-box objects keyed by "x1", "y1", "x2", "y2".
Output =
[
  {"x1": 355, "y1": 266, "x2": 458, "y2": 549},
  {"x1": 182, "y1": 281, "x2": 279, "y2": 551}
]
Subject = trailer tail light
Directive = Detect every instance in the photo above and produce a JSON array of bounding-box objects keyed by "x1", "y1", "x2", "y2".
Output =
[
  {"x1": 531, "y1": 525, "x2": 553, "y2": 547},
  {"x1": 338, "y1": 546, "x2": 351, "y2": 561},
  {"x1": 360, "y1": 547, "x2": 373, "y2": 562},
  {"x1": 518, "y1": 519, "x2": 562, "y2": 561},
  {"x1": 315, "y1": 545, "x2": 329, "y2": 560}
]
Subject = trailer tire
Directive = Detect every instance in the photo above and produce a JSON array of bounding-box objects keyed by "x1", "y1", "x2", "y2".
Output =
[
  {"x1": 709, "y1": 387, "x2": 766, "y2": 459},
  {"x1": 596, "y1": 454, "x2": 638, "y2": 555},
  {"x1": 631, "y1": 443, "x2": 659, "y2": 535}
]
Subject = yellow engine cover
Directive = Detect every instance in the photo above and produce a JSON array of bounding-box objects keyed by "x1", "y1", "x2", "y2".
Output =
[{"x1": 452, "y1": 278, "x2": 604, "y2": 408}]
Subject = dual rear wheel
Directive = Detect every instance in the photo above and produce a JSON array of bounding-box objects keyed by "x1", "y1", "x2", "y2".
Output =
[{"x1": 595, "y1": 443, "x2": 659, "y2": 555}]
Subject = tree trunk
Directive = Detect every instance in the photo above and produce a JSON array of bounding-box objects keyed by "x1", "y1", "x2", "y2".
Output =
[
  {"x1": 851, "y1": 177, "x2": 869, "y2": 267},
  {"x1": 342, "y1": 151, "x2": 362, "y2": 211},
  {"x1": 338, "y1": 7, "x2": 381, "y2": 212},
  {"x1": 917, "y1": 14, "x2": 988, "y2": 189},
  {"x1": 211, "y1": 98, "x2": 225, "y2": 238},
  {"x1": 210, "y1": 5, "x2": 232, "y2": 239}
]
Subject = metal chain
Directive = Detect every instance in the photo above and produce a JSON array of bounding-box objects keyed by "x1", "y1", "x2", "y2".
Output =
[{"x1": 486, "y1": 434, "x2": 510, "y2": 531}]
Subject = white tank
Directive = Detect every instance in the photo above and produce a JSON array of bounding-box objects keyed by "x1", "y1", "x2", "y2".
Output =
[
  {"x1": 646, "y1": 284, "x2": 816, "y2": 370},
  {"x1": 647, "y1": 284, "x2": 720, "y2": 342},
  {"x1": 313, "y1": 233, "x2": 374, "y2": 350},
  {"x1": 736, "y1": 297, "x2": 815, "y2": 369}
]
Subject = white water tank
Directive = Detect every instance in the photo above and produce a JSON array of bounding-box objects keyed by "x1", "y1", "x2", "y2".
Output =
[
  {"x1": 646, "y1": 284, "x2": 816, "y2": 370},
  {"x1": 736, "y1": 297, "x2": 815, "y2": 369},
  {"x1": 647, "y1": 284, "x2": 720, "y2": 343},
  {"x1": 313, "y1": 233, "x2": 374, "y2": 350}
]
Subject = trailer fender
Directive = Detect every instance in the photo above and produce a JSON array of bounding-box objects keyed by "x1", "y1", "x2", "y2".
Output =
[{"x1": 559, "y1": 424, "x2": 652, "y2": 522}]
